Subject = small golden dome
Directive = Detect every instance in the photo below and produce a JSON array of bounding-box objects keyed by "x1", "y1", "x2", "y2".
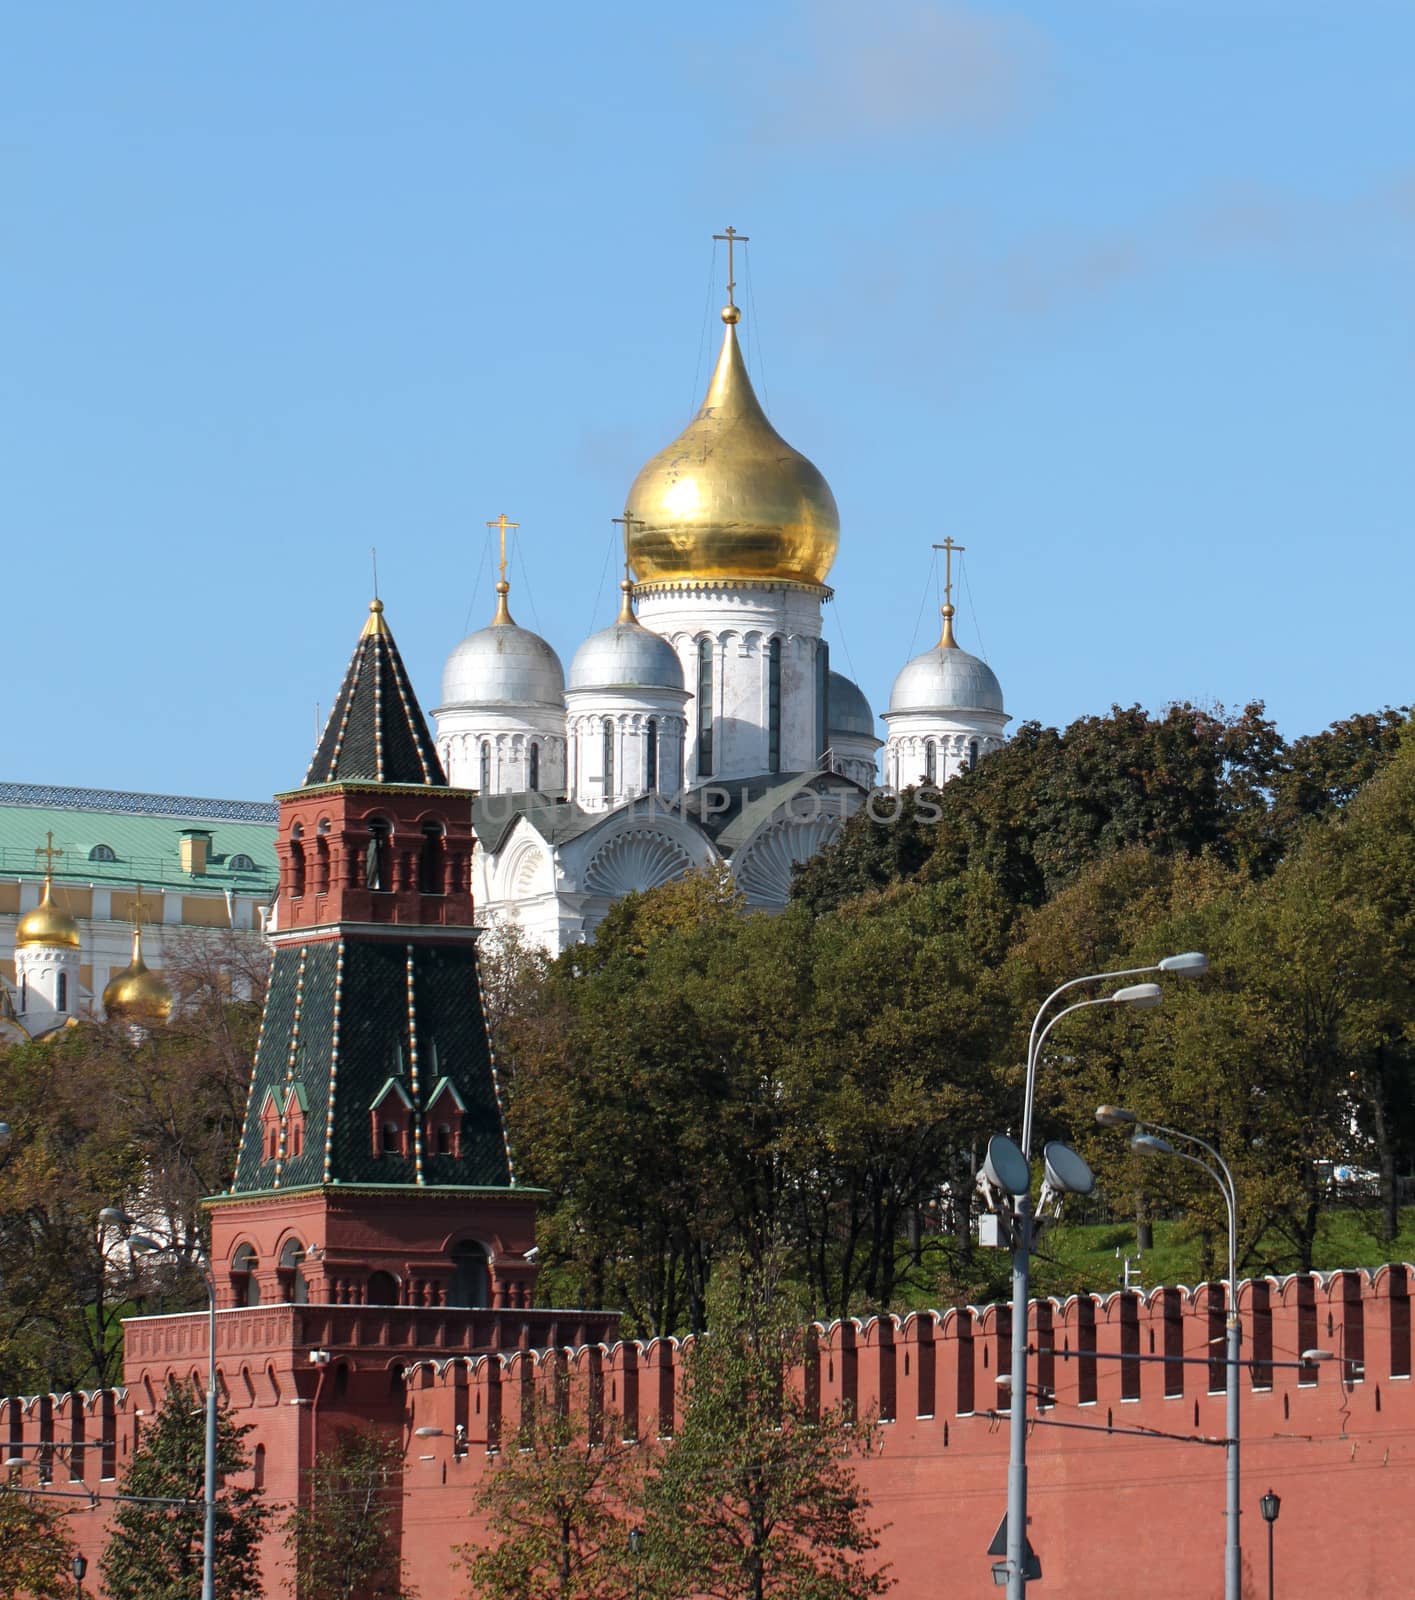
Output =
[
  {"x1": 625, "y1": 312, "x2": 840, "y2": 589},
  {"x1": 102, "y1": 928, "x2": 173, "y2": 1025},
  {"x1": 17, "y1": 878, "x2": 81, "y2": 950}
]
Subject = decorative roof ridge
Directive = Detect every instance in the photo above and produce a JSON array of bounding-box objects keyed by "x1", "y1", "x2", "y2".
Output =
[{"x1": 0, "y1": 782, "x2": 277, "y2": 824}]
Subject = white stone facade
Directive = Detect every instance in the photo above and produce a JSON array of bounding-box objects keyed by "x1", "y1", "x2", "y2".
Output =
[
  {"x1": 437, "y1": 705, "x2": 567, "y2": 798},
  {"x1": 883, "y1": 715, "x2": 1008, "y2": 789},
  {"x1": 634, "y1": 581, "x2": 830, "y2": 785}
]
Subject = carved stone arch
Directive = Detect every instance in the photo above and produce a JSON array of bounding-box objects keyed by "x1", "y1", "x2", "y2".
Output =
[
  {"x1": 507, "y1": 844, "x2": 547, "y2": 900},
  {"x1": 583, "y1": 829, "x2": 695, "y2": 898},
  {"x1": 733, "y1": 812, "x2": 844, "y2": 907}
]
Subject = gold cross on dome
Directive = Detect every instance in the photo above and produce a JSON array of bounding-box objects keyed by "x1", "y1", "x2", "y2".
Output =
[
  {"x1": 486, "y1": 514, "x2": 519, "y2": 585},
  {"x1": 932, "y1": 537, "x2": 966, "y2": 609},
  {"x1": 713, "y1": 226, "x2": 749, "y2": 308},
  {"x1": 612, "y1": 510, "x2": 644, "y2": 584},
  {"x1": 35, "y1": 831, "x2": 63, "y2": 876}
]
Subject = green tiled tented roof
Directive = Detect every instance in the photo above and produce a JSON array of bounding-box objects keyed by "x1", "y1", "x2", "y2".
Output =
[
  {"x1": 232, "y1": 939, "x2": 512, "y2": 1195},
  {"x1": 305, "y1": 604, "x2": 447, "y2": 788},
  {"x1": 0, "y1": 783, "x2": 277, "y2": 893}
]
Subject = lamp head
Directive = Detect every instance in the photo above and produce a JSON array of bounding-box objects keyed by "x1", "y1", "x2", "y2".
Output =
[
  {"x1": 1111, "y1": 982, "x2": 1162, "y2": 1008},
  {"x1": 1259, "y1": 1488, "x2": 1281, "y2": 1524},
  {"x1": 1300, "y1": 1348, "x2": 1334, "y2": 1364},
  {"x1": 72, "y1": 1554, "x2": 88, "y2": 1581},
  {"x1": 1131, "y1": 1132, "x2": 1175, "y2": 1157},
  {"x1": 1158, "y1": 951, "x2": 1208, "y2": 976},
  {"x1": 127, "y1": 1235, "x2": 163, "y2": 1257},
  {"x1": 1096, "y1": 1105, "x2": 1138, "y2": 1128},
  {"x1": 98, "y1": 1207, "x2": 130, "y2": 1230},
  {"x1": 630, "y1": 1527, "x2": 643, "y2": 1557}
]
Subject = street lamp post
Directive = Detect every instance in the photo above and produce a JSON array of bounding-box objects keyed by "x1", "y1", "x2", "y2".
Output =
[
  {"x1": 71, "y1": 1553, "x2": 87, "y2": 1597},
  {"x1": 991, "y1": 952, "x2": 1208, "y2": 1598},
  {"x1": 100, "y1": 1210, "x2": 218, "y2": 1600},
  {"x1": 1096, "y1": 1107, "x2": 1239, "y2": 1600},
  {"x1": 1259, "y1": 1488, "x2": 1281, "y2": 1600},
  {"x1": 629, "y1": 1526, "x2": 643, "y2": 1600}
]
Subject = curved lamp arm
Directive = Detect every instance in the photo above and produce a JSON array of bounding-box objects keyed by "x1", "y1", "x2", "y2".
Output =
[{"x1": 1022, "y1": 996, "x2": 1121, "y2": 1157}]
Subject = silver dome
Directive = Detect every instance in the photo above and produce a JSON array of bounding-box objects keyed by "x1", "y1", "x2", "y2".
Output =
[
  {"x1": 827, "y1": 670, "x2": 876, "y2": 739},
  {"x1": 569, "y1": 620, "x2": 684, "y2": 693},
  {"x1": 888, "y1": 645, "x2": 1005, "y2": 715},
  {"x1": 441, "y1": 621, "x2": 565, "y2": 709}
]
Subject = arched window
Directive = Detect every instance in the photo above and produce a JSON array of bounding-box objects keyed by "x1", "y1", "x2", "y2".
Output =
[
  {"x1": 437, "y1": 1124, "x2": 452, "y2": 1156},
  {"x1": 645, "y1": 719, "x2": 658, "y2": 793},
  {"x1": 479, "y1": 741, "x2": 492, "y2": 793},
  {"x1": 290, "y1": 1124, "x2": 302, "y2": 1157},
  {"x1": 602, "y1": 718, "x2": 615, "y2": 799},
  {"x1": 366, "y1": 1271, "x2": 400, "y2": 1306},
  {"x1": 229, "y1": 853, "x2": 256, "y2": 873},
  {"x1": 528, "y1": 741, "x2": 540, "y2": 791},
  {"x1": 89, "y1": 843, "x2": 117, "y2": 863},
  {"x1": 925, "y1": 740, "x2": 937, "y2": 784},
  {"x1": 382, "y1": 1122, "x2": 402, "y2": 1156},
  {"x1": 418, "y1": 821, "x2": 444, "y2": 895},
  {"x1": 232, "y1": 1244, "x2": 261, "y2": 1307},
  {"x1": 56, "y1": 972, "x2": 67, "y2": 1011},
  {"x1": 278, "y1": 1238, "x2": 307, "y2": 1305},
  {"x1": 768, "y1": 637, "x2": 782, "y2": 773},
  {"x1": 253, "y1": 1443, "x2": 265, "y2": 1491},
  {"x1": 450, "y1": 1243, "x2": 490, "y2": 1309},
  {"x1": 697, "y1": 639, "x2": 714, "y2": 778},
  {"x1": 968, "y1": 739, "x2": 980, "y2": 771},
  {"x1": 288, "y1": 824, "x2": 306, "y2": 899},
  {"x1": 366, "y1": 819, "x2": 390, "y2": 892}
]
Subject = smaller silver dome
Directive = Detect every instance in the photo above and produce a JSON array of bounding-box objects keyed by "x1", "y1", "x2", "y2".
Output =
[
  {"x1": 889, "y1": 645, "x2": 1004, "y2": 715},
  {"x1": 441, "y1": 620, "x2": 565, "y2": 709},
  {"x1": 827, "y1": 671, "x2": 876, "y2": 739},
  {"x1": 569, "y1": 619, "x2": 683, "y2": 693}
]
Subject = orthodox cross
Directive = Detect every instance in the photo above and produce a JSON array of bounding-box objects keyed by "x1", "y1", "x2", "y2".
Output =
[
  {"x1": 487, "y1": 514, "x2": 519, "y2": 585},
  {"x1": 612, "y1": 510, "x2": 644, "y2": 584},
  {"x1": 713, "y1": 226, "x2": 749, "y2": 309},
  {"x1": 35, "y1": 831, "x2": 63, "y2": 877},
  {"x1": 932, "y1": 537, "x2": 966, "y2": 610}
]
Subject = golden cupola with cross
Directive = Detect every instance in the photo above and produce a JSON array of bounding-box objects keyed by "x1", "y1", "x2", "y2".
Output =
[
  {"x1": 102, "y1": 890, "x2": 173, "y2": 1026},
  {"x1": 625, "y1": 229, "x2": 840, "y2": 591},
  {"x1": 17, "y1": 834, "x2": 81, "y2": 951}
]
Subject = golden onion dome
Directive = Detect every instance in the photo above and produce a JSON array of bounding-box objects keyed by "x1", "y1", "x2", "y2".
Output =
[
  {"x1": 102, "y1": 928, "x2": 173, "y2": 1025},
  {"x1": 17, "y1": 877, "x2": 81, "y2": 950},
  {"x1": 625, "y1": 307, "x2": 840, "y2": 589}
]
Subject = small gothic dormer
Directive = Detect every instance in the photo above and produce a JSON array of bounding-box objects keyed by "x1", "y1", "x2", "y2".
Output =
[{"x1": 369, "y1": 1078, "x2": 414, "y2": 1161}]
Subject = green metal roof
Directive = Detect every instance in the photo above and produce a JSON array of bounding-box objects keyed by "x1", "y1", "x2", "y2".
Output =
[{"x1": 0, "y1": 783, "x2": 277, "y2": 893}]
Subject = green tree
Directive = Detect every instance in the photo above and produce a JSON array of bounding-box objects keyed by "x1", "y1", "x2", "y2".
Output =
[
  {"x1": 643, "y1": 1259, "x2": 891, "y2": 1600},
  {"x1": 285, "y1": 1427, "x2": 413, "y2": 1600},
  {"x1": 99, "y1": 1378, "x2": 269, "y2": 1600},
  {"x1": 462, "y1": 1382, "x2": 641, "y2": 1600},
  {"x1": 0, "y1": 1491, "x2": 77, "y2": 1598}
]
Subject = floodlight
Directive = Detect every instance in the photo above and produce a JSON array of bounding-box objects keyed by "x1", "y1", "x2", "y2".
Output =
[
  {"x1": 1157, "y1": 951, "x2": 1208, "y2": 975},
  {"x1": 1043, "y1": 1141, "x2": 1095, "y2": 1196},
  {"x1": 1300, "y1": 1349, "x2": 1334, "y2": 1364},
  {"x1": 983, "y1": 1134, "x2": 1031, "y2": 1198}
]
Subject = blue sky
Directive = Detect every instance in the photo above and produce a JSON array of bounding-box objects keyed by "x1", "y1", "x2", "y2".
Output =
[{"x1": 6, "y1": 1, "x2": 1412, "y2": 800}]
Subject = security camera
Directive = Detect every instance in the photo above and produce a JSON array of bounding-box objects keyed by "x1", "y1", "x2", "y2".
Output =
[
  {"x1": 524, "y1": 1246, "x2": 540, "y2": 1262},
  {"x1": 308, "y1": 1349, "x2": 331, "y2": 1366}
]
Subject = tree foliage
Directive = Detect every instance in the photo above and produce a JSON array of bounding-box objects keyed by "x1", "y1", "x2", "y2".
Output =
[
  {"x1": 641, "y1": 1259, "x2": 891, "y2": 1600},
  {"x1": 0, "y1": 1490, "x2": 77, "y2": 1599},
  {"x1": 462, "y1": 1385, "x2": 641, "y2": 1600},
  {"x1": 285, "y1": 1427, "x2": 413, "y2": 1600},
  {"x1": 99, "y1": 1378, "x2": 269, "y2": 1600}
]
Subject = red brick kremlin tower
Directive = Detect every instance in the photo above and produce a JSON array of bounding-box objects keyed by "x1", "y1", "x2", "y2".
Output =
[{"x1": 121, "y1": 599, "x2": 616, "y2": 1588}]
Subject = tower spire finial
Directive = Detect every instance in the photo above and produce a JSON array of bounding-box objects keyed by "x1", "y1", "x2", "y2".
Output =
[
  {"x1": 931, "y1": 538, "x2": 966, "y2": 650},
  {"x1": 611, "y1": 510, "x2": 644, "y2": 623},
  {"x1": 713, "y1": 225, "x2": 750, "y2": 324},
  {"x1": 487, "y1": 514, "x2": 520, "y2": 625}
]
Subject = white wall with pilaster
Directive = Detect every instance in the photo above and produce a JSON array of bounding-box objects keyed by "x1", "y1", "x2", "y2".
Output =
[
  {"x1": 436, "y1": 705, "x2": 567, "y2": 797},
  {"x1": 565, "y1": 690, "x2": 688, "y2": 812},
  {"x1": 634, "y1": 582, "x2": 828, "y2": 785},
  {"x1": 14, "y1": 941, "x2": 79, "y2": 1031},
  {"x1": 882, "y1": 712, "x2": 1008, "y2": 789}
]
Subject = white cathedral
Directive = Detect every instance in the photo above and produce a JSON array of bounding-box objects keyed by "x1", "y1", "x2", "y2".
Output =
[{"x1": 432, "y1": 288, "x2": 1009, "y2": 953}]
